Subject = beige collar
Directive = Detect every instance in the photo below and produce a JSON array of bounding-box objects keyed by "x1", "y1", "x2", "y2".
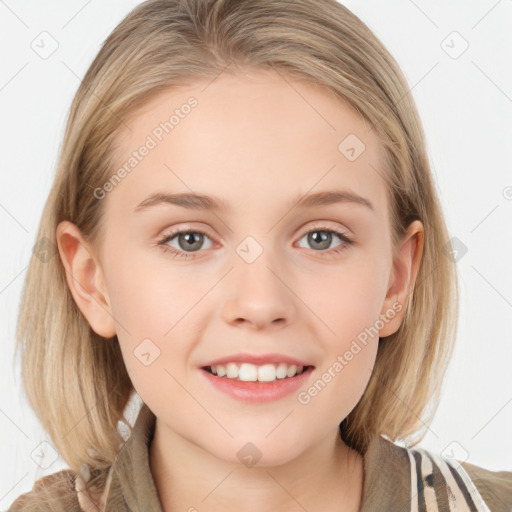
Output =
[{"x1": 101, "y1": 402, "x2": 412, "y2": 512}]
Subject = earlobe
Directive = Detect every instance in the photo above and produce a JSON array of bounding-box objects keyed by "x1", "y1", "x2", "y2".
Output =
[
  {"x1": 379, "y1": 220, "x2": 424, "y2": 338},
  {"x1": 55, "y1": 221, "x2": 116, "y2": 338}
]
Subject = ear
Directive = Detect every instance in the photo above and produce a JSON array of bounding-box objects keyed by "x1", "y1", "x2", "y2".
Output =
[
  {"x1": 379, "y1": 220, "x2": 424, "y2": 337},
  {"x1": 55, "y1": 220, "x2": 116, "y2": 338}
]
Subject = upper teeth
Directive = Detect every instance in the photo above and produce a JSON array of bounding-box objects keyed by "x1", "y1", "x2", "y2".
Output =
[{"x1": 208, "y1": 363, "x2": 305, "y2": 382}]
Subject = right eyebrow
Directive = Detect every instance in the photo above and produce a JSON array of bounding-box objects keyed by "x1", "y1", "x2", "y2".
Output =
[{"x1": 134, "y1": 192, "x2": 229, "y2": 213}]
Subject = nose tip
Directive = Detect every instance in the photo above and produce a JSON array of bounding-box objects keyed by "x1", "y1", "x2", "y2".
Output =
[{"x1": 221, "y1": 257, "x2": 294, "y2": 330}]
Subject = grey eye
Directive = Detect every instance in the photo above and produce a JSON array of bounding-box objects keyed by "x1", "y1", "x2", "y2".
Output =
[
  {"x1": 297, "y1": 230, "x2": 344, "y2": 251},
  {"x1": 167, "y1": 231, "x2": 213, "y2": 252}
]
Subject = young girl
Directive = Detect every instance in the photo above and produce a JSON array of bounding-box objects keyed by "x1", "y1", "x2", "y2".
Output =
[{"x1": 9, "y1": 0, "x2": 512, "y2": 511}]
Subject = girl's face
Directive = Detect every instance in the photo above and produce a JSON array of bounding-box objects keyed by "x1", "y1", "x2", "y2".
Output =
[{"x1": 61, "y1": 68, "x2": 422, "y2": 466}]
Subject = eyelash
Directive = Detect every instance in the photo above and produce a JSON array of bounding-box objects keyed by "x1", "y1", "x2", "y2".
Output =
[{"x1": 157, "y1": 226, "x2": 354, "y2": 260}]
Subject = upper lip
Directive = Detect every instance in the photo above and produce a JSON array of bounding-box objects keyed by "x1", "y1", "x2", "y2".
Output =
[{"x1": 201, "y1": 353, "x2": 314, "y2": 368}]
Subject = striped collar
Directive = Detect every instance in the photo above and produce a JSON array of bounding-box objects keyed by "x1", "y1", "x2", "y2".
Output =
[
  {"x1": 359, "y1": 433, "x2": 490, "y2": 512},
  {"x1": 406, "y1": 445, "x2": 491, "y2": 512}
]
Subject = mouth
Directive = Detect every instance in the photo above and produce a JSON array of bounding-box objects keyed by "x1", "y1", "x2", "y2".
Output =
[{"x1": 199, "y1": 363, "x2": 315, "y2": 403}]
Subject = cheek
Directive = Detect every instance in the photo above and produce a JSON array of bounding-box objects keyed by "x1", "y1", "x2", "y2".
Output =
[
  {"x1": 294, "y1": 250, "x2": 387, "y2": 404},
  {"x1": 102, "y1": 246, "x2": 207, "y2": 393},
  {"x1": 302, "y1": 340, "x2": 379, "y2": 430},
  {"x1": 105, "y1": 241, "x2": 207, "y2": 335},
  {"x1": 297, "y1": 275, "x2": 382, "y2": 425},
  {"x1": 300, "y1": 250, "x2": 390, "y2": 340}
]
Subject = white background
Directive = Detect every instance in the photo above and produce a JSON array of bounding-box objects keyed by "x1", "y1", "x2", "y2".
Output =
[{"x1": 1, "y1": 0, "x2": 511, "y2": 507}]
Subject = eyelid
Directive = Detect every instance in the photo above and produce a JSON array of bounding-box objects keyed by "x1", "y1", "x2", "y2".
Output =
[
  {"x1": 298, "y1": 220, "x2": 352, "y2": 237},
  {"x1": 160, "y1": 222, "x2": 216, "y2": 240}
]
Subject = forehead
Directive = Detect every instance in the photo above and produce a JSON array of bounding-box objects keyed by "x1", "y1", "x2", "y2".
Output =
[{"x1": 107, "y1": 68, "x2": 388, "y2": 218}]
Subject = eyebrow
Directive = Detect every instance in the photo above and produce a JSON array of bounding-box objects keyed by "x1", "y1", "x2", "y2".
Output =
[{"x1": 133, "y1": 190, "x2": 374, "y2": 214}]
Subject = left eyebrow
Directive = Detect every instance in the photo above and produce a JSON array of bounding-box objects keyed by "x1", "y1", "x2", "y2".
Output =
[
  {"x1": 292, "y1": 190, "x2": 374, "y2": 213},
  {"x1": 133, "y1": 190, "x2": 375, "y2": 214}
]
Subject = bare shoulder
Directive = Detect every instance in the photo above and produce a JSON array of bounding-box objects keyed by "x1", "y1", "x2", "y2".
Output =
[
  {"x1": 460, "y1": 460, "x2": 512, "y2": 511},
  {"x1": 8, "y1": 469, "x2": 81, "y2": 512}
]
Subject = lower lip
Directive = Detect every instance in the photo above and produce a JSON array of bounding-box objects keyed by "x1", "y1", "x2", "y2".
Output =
[{"x1": 199, "y1": 366, "x2": 315, "y2": 403}]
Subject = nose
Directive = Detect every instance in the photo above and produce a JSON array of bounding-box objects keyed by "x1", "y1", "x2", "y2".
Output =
[{"x1": 221, "y1": 253, "x2": 296, "y2": 331}]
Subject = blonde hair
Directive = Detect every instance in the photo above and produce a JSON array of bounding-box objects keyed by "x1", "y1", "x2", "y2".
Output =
[{"x1": 15, "y1": 0, "x2": 458, "y2": 498}]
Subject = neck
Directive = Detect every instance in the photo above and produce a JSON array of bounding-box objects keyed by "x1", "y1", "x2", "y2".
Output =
[{"x1": 149, "y1": 418, "x2": 363, "y2": 512}]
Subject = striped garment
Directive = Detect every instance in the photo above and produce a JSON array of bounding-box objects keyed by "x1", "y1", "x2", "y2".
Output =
[{"x1": 408, "y1": 446, "x2": 491, "y2": 512}]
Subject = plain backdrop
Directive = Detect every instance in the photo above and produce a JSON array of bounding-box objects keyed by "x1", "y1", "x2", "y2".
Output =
[{"x1": 1, "y1": 0, "x2": 511, "y2": 507}]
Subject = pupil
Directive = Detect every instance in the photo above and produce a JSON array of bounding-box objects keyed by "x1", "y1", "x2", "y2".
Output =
[
  {"x1": 180, "y1": 232, "x2": 203, "y2": 251},
  {"x1": 309, "y1": 231, "x2": 330, "y2": 250}
]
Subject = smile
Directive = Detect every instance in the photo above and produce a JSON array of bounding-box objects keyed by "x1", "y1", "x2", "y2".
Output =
[{"x1": 200, "y1": 365, "x2": 315, "y2": 403}]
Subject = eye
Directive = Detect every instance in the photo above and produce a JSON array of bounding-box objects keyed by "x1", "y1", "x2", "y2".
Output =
[
  {"x1": 157, "y1": 229, "x2": 214, "y2": 259},
  {"x1": 296, "y1": 226, "x2": 353, "y2": 256}
]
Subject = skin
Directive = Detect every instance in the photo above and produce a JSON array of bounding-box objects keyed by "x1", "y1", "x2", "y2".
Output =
[{"x1": 56, "y1": 68, "x2": 423, "y2": 511}]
